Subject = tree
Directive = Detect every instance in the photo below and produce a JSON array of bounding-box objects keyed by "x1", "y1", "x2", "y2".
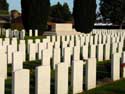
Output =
[
  {"x1": 50, "y1": 2, "x2": 64, "y2": 22},
  {"x1": 21, "y1": 0, "x2": 50, "y2": 34},
  {"x1": 62, "y1": 3, "x2": 72, "y2": 21},
  {"x1": 0, "y1": 0, "x2": 8, "y2": 11},
  {"x1": 100, "y1": 0, "x2": 123, "y2": 25},
  {"x1": 121, "y1": 0, "x2": 125, "y2": 24},
  {"x1": 73, "y1": 0, "x2": 96, "y2": 33},
  {"x1": 50, "y1": 2, "x2": 72, "y2": 22}
]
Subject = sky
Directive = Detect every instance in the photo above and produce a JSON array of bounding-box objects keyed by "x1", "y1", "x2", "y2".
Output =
[{"x1": 7, "y1": 0, "x2": 100, "y2": 12}]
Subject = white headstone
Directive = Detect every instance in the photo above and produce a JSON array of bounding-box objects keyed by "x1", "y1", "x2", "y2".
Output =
[
  {"x1": 55, "y1": 63, "x2": 68, "y2": 94},
  {"x1": 53, "y1": 48, "x2": 61, "y2": 69},
  {"x1": 35, "y1": 29, "x2": 38, "y2": 36},
  {"x1": 35, "y1": 66, "x2": 50, "y2": 94},
  {"x1": 81, "y1": 45, "x2": 88, "y2": 60},
  {"x1": 104, "y1": 43, "x2": 110, "y2": 60},
  {"x1": 38, "y1": 43, "x2": 46, "y2": 60},
  {"x1": 97, "y1": 44, "x2": 104, "y2": 61},
  {"x1": 12, "y1": 52, "x2": 23, "y2": 72},
  {"x1": 12, "y1": 69, "x2": 30, "y2": 94},
  {"x1": 71, "y1": 60, "x2": 84, "y2": 94},
  {"x1": 0, "y1": 51, "x2": 7, "y2": 79},
  {"x1": 0, "y1": 77, "x2": 4, "y2": 94},
  {"x1": 41, "y1": 49, "x2": 51, "y2": 66},
  {"x1": 29, "y1": 29, "x2": 32, "y2": 37},
  {"x1": 29, "y1": 43, "x2": 36, "y2": 61},
  {"x1": 64, "y1": 47, "x2": 71, "y2": 67},
  {"x1": 90, "y1": 45, "x2": 96, "y2": 58},
  {"x1": 85, "y1": 58, "x2": 96, "y2": 90},
  {"x1": 111, "y1": 53, "x2": 120, "y2": 81}
]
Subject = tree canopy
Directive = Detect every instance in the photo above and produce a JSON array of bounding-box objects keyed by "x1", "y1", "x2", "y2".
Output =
[
  {"x1": 100, "y1": 0, "x2": 124, "y2": 25},
  {"x1": 21, "y1": 0, "x2": 50, "y2": 34},
  {"x1": 50, "y1": 2, "x2": 72, "y2": 23},
  {"x1": 73, "y1": 0, "x2": 96, "y2": 33},
  {"x1": 0, "y1": 0, "x2": 8, "y2": 11}
]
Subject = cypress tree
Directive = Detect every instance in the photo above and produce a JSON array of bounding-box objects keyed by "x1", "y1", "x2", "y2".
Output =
[
  {"x1": 73, "y1": 0, "x2": 96, "y2": 33},
  {"x1": 0, "y1": 0, "x2": 8, "y2": 11},
  {"x1": 21, "y1": 0, "x2": 50, "y2": 35}
]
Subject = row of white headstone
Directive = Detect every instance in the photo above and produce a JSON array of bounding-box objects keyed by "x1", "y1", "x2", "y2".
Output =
[
  {"x1": 0, "y1": 28, "x2": 39, "y2": 39},
  {"x1": 0, "y1": 50, "x2": 125, "y2": 94},
  {"x1": 0, "y1": 29, "x2": 125, "y2": 94}
]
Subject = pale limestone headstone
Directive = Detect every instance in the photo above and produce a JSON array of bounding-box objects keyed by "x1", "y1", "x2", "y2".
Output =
[
  {"x1": 111, "y1": 43, "x2": 118, "y2": 54},
  {"x1": 0, "y1": 45, "x2": 7, "y2": 55},
  {"x1": 27, "y1": 39, "x2": 33, "y2": 54},
  {"x1": 12, "y1": 52, "x2": 23, "y2": 72},
  {"x1": 38, "y1": 43, "x2": 46, "y2": 60},
  {"x1": 0, "y1": 38, "x2": 2, "y2": 45},
  {"x1": 81, "y1": 45, "x2": 88, "y2": 60},
  {"x1": 29, "y1": 29, "x2": 32, "y2": 37},
  {"x1": 111, "y1": 53, "x2": 120, "y2": 81},
  {"x1": 94, "y1": 35, "x2": 98, "y2": 45},
  {"x1": 0, "y1": 51, "x2": 7, "y2": 79},
  {"x1": 97, "y1": 44, "x2": 103, "y2": 61},
  {"x1": 35, "y1": 29, "x2": 38, "y2": 36},
  {"x1": 69, "y1": 40, "x2": 74, "y2": 47},
  {"x1": 80, "y1": 37, "x2": 85, "y2": 46},
  {"x1": 11, "y1": 38, "x2": 18, "y2": 51},
  {"x1": 55, "y1": 63, "x2": 68, "y2": 94},
  {"x1": 7, "y1": 45, "x2": 16, "y2": 64},
  {"x1": 41, "y1": 49, "x2": 51, "y2": 66},
  {"x1": 85, "y1": 58, "x2": 96, "y2": 90},
  {"x1": 0, "y1": 77, "x2": 4, "y2": 94},
  {"x1": 54, "y1": 42, "x2": 60, "y2": 48},
  {"x1": 12, "y1": 69, "x2": 30, "y2": 94},
  {"x1": 35, "y1": 66, "x2": 50, "y2": 94},
  {"x1": 52, "y1": 36, "x2": 56, "y2": 42},
  {"x1": 3, "y1": 38, "x2": 10, "y2": 47},
  {"x1": 104, "y1": 43, "x2": 110, "y2": 60},
  {"x1": 118, "y1": 42, "x2": 123, "y2": 53},
  {"x1": 64, "y1": 47, "x2": 71, "y2": 67},
  {"x1": 89, "y1": 36, "x2": 94, "y2": 45},
  {"x1": 73, "y1": 46, "x2": 80, "y2": 61},
  {"x1": 35, "y1": 39, "x2": 41, "y2": 53},
  {"x1": 5, "y1": 29, "x2": 9, "y2": 37},
  {"x1": 90, "y1": 45, "x2": 96, "y2": 58},
  {"x1": 20, "y1": 30, "x2": 25, "y2": 39},
  {"x1": 53, "y1": 48, "x2": 61, "y2": 69},
  {"x1": 71, "y1": 60, "x2": 84, "y2": 94},
  {"x1": 29, "y1": 43, "x2": 36, "y2": 61},
  {"x1": 19, "y1": 41, "x2": 26, "y2": 62}
]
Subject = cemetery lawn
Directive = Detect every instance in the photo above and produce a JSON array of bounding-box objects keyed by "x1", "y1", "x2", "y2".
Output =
[{"x1": 81, "y1": 79, "x2": 125, "y2": 94}]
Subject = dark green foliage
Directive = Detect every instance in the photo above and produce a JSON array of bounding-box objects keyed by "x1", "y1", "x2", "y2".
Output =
[
  {"x1": 0, "y1": 0, "x2": 8, "y2": 11},
  {"x1": 50, "y1": 2, "x2": 72, "y2": 23},
  {"x1": 21, "y1": 0, "x2": 50, "y2": 35},
  {"x1": 73, "y1": 0, "x2": 96, "y2": 33},
  {"x1": 121, "y1": 0, "x2": 125, "y2": 24},
  {"x1": 100, "y1": 0, "x2": 124, "y2": 25}
]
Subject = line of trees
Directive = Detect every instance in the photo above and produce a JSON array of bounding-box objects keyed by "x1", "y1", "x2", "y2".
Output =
[
  {"x1": 99, "y1": 0, "x2": 125, "y2": 27},
  {"x1": 21, "y1": 0, "x2": 96, "y2": 34},
  {"x1": 0, "y1": 0, "x2": 9, "y2": 15},
  {"x1": 73, "y1": 0, "x2": 96, "y2": 33},
  {"x1": 50, "y1": 2, "x2": 72, "y2": 23},
  {"x1": 0, "y1": 0, "x2": 8, "y2": 11},
  {"x1": 21, "y1": 0, "x2": 50, "y2": 35}
]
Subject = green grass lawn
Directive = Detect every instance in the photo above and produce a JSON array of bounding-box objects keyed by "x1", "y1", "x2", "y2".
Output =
[{"x1": 82, "y1": 79, "x2": 125, "y2": 94}]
